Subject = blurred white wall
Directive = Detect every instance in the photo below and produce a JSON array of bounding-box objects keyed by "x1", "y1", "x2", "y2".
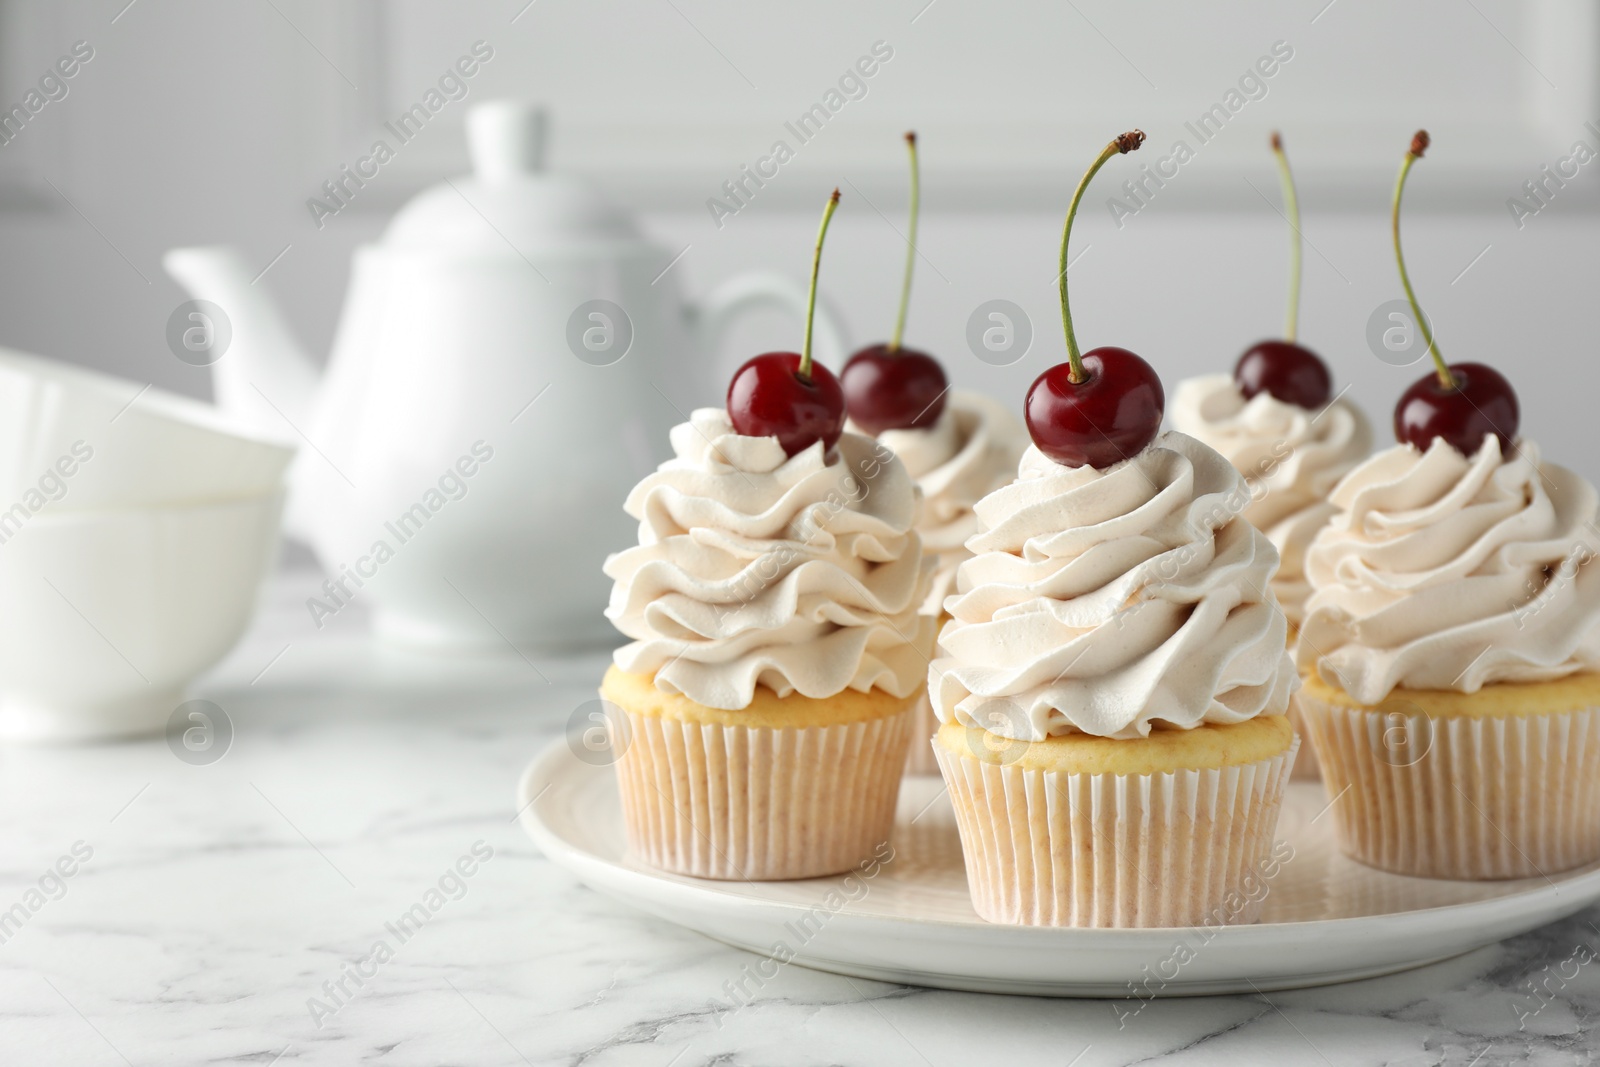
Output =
[{"x1": 0, "y1": 0, "x2": 1595, "y2": 479}]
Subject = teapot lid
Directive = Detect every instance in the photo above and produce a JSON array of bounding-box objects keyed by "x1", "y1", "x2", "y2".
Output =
[{"x1": 381, "y1": 101, "x2": 643, "y2": 253}]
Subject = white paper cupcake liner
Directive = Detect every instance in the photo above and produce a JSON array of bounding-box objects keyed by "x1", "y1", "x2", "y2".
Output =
[
  {"x1": 934, "y1": 735, "x2": 1298, "y2": 927},
  {"x1": 1297, "y1": 695, "x2": 1600, "y2": 880},
  {"x1": 905, "y1": 612, "x2": 952, "y2": 778},
  {"x1": 613, "y1": 702, "x2": 914, "y2": 880},
  {"x1": 903, "y1": 693, "x2": 940, "y2": 777},
  {"x1": 1287, "y1": 693, "x2": 1321, "y2": 781}
]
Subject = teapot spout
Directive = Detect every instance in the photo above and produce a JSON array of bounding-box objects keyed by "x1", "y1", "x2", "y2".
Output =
[{"x1": 162, "y1": 246, "x2": 321, "y2": 444}]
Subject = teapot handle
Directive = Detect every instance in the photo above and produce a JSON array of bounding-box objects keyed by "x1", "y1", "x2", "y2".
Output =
[{"x1": 688, "y1": 272, "x2": 848, "y2": 390}]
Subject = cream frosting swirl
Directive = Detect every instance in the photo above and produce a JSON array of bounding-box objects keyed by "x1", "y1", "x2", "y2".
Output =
[
  {"x1": 930, "y1": 431, "x2": 1295, "y2": 740},
  {"x1": 1171, "y1": 374, "x2": 1371, "y2": 625},
  {"x1": 851, "y1": 390, "x2": 1028, "y2": 615},
  {"x1": 1298, "y1": 436, "x2": 1600, "y2": 704},
  {"x1": 605, "y1": 409, "x2": 936, "y2": 710}
]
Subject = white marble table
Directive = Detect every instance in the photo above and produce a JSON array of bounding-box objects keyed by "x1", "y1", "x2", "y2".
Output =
[{"x1": 1, "y1": 568, "x2": 1595, "y2": 1067}]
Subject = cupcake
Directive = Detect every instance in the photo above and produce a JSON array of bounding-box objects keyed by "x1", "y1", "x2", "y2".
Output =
[
  {"x1": 932, "y1": 432, "x2": 1299, "y2": 926},
  {"x1": 600, "y1": 188, "x2": 934, "y2": 881},
  {"x1": 850, "y1": 391, "x2": 1027, "y2": 774},
  {"x1": 601, "y1": 408, "x2": 935, "y2": 880},
  {"x1": 926, "y1": 129, "x2": 1298, "y2": 927},
  {"x1": 1172, "y1": 374, "x2": 1370, "y2": 780},
  {"x1": 1296, "y1": 128, "x2": 1600, "y2": 881},
  {"x1": 1296, "y1": 436, "x2": 1600, "y2": 879},
  {"x1": 1170, "y1": 132, "x2": 1373, "y2": 780}
]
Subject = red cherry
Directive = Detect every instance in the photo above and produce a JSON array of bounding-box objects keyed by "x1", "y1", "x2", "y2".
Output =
[
  {"x1": 727, "y1": 352, "x2": 845, "y2": 457},
  {"x1": 1234, "y1": 340, "x2": 1332, "y2": 409},
  {"x1": 843, "y1": 134, "x2": 948, "y2": 436},
  {"x1": 725, "y1": 189, "x2": 846, "y2": 458},
  {"x1": 1035, "y1": 132, "x2": 1153, "y2": 468},
  {"x1": 1025, "y1": 347, "x2": 1164, "y2": 468},
  {"x1": 840, "y1": 345, "x2": 948, "y2": 435},
  {"x1": 1245, "y1": 135, "x2": 1331, "y2": 410},
  {"x1": 1393, "y1": 361, "x2": 1518, "y2": 456},
  {"x1": 1387, "y1": 135, "x2": 1517, "y2": 457}
]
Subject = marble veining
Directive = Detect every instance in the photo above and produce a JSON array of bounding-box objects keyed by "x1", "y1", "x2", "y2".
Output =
[{"x1": 0, "y1": 568, "x2": 1597, "y2": 1066}]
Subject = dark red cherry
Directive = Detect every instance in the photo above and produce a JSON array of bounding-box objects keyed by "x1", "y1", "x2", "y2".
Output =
[
  {"x1": 1235, "y1": 340, "x2": 1332, "y2": 409},
  {"x1": 1025, "y1": 347, "x2": 1164, "y2": 468},
  {"x1": 726, "y1": 352, "x2": 846, "y2": 457},
  {"x1": 1394, "y1": 361, "x2": 1518, "y2": 456},
  {"x1": 840, "y1": 345, "x2": 948, "y2": 435}
]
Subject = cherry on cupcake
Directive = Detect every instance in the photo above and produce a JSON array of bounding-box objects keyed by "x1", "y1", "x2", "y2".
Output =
[
  {"x1": 1394, "y1": 362, "x2": 1518, "y2": 454},
  {"x1": 1236, "y1": 341, "x2": 1331, "y2": 409},
  {"x1": 725, "y1": 351, "x2": 846, "y2": 458},
  {"x1": 1388, "y1": 130, "x2": 1519, "y2": 455},
  {"x1": 1233, "y1": 133, "x2": 1334, "y2": 410},
  {"x1": 726, "y1": 189, "x2": 848, "y2": 457},
  {"x1": 841, "y1": 132, "x2": 950, "y2": 435},
  {"x1": 1024, "y1": 130, "x2": 1164, "y2": 469},
  {"x1": 1027, "y1": 348, "x2": 1164, "y2": 468}
]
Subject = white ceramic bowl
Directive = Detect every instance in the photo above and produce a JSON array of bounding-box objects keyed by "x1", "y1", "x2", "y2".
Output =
[
  {"x1": 0, "y1": 490, "x2": 283, "y2": 741},
  {"x1": 0, "y1": 347, "x2": 295, "y2": 509}
]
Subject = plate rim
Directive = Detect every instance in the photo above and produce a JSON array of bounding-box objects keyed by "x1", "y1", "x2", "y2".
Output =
[{"x1": 517, "y1": 738, "x2": 1600, "y2": 983}]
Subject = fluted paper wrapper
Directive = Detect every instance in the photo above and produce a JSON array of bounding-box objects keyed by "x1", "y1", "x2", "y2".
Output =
[
  {"x1": 1287, "y1": 694, "x2": 1321, "y2": 781},
  {"x1": 1298, "y1": 695, "x2": 1600, "y2": 880},
  {"x1": 903, "y1": 695, "x2": 940, "y2": 776},
  {"x1": 905, "y1": 612, "x2": 953, "y2": 777},
  {"x1": 1284, "y1": 630, "x2": 1320, "y2": 782},
  {"x1": 612, "y1": 704, "x2": 914, "y2": 880},
  {"x1": 934, "y1": 737, "x2": 1297, "y2": 927}
]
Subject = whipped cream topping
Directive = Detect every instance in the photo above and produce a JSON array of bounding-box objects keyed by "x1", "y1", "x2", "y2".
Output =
[
  {"x1": 1298, "y1": 436, "x2": 1600, "y2": 704},
  {"x1": 605, "y1": 409, "x2": 936, "y2": 710},
  {"x1": 852, "y1": 390, "x2": 1027, "y2": 615},
  {"x1": 1171, "y1": 374, "x2": 1371, "y2": 625},
  {"x1": 930, "y1": 431, "x2": 1295, "y2": 740}
]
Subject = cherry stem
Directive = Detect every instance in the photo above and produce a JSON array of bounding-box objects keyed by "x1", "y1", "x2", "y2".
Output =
[
  {"x1": 1391, "y1": 130, "x2": 1454, "y2": 390},
  {"x1": 1060, "y1": 130, "x2": 1144, "y2": 383},
  {"x1": 1270, "y1": 132, "x2": 1301, "y2": 343},
  {"x1": 889, "y1": 131, "x2": 918, "y2": 353},
  {"x1": 800, "y1": 188, "x2": 841, "y2": 381}
]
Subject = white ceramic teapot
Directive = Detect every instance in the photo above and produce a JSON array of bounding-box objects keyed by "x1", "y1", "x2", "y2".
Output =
[{"x1": 164, "y1": 101, "x2": 843, "y2": 649}]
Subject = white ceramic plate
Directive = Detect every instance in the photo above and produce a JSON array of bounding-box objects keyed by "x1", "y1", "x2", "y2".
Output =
[{"x1": 518, "y1": 741, "x2": 1600, "y2": 996}]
